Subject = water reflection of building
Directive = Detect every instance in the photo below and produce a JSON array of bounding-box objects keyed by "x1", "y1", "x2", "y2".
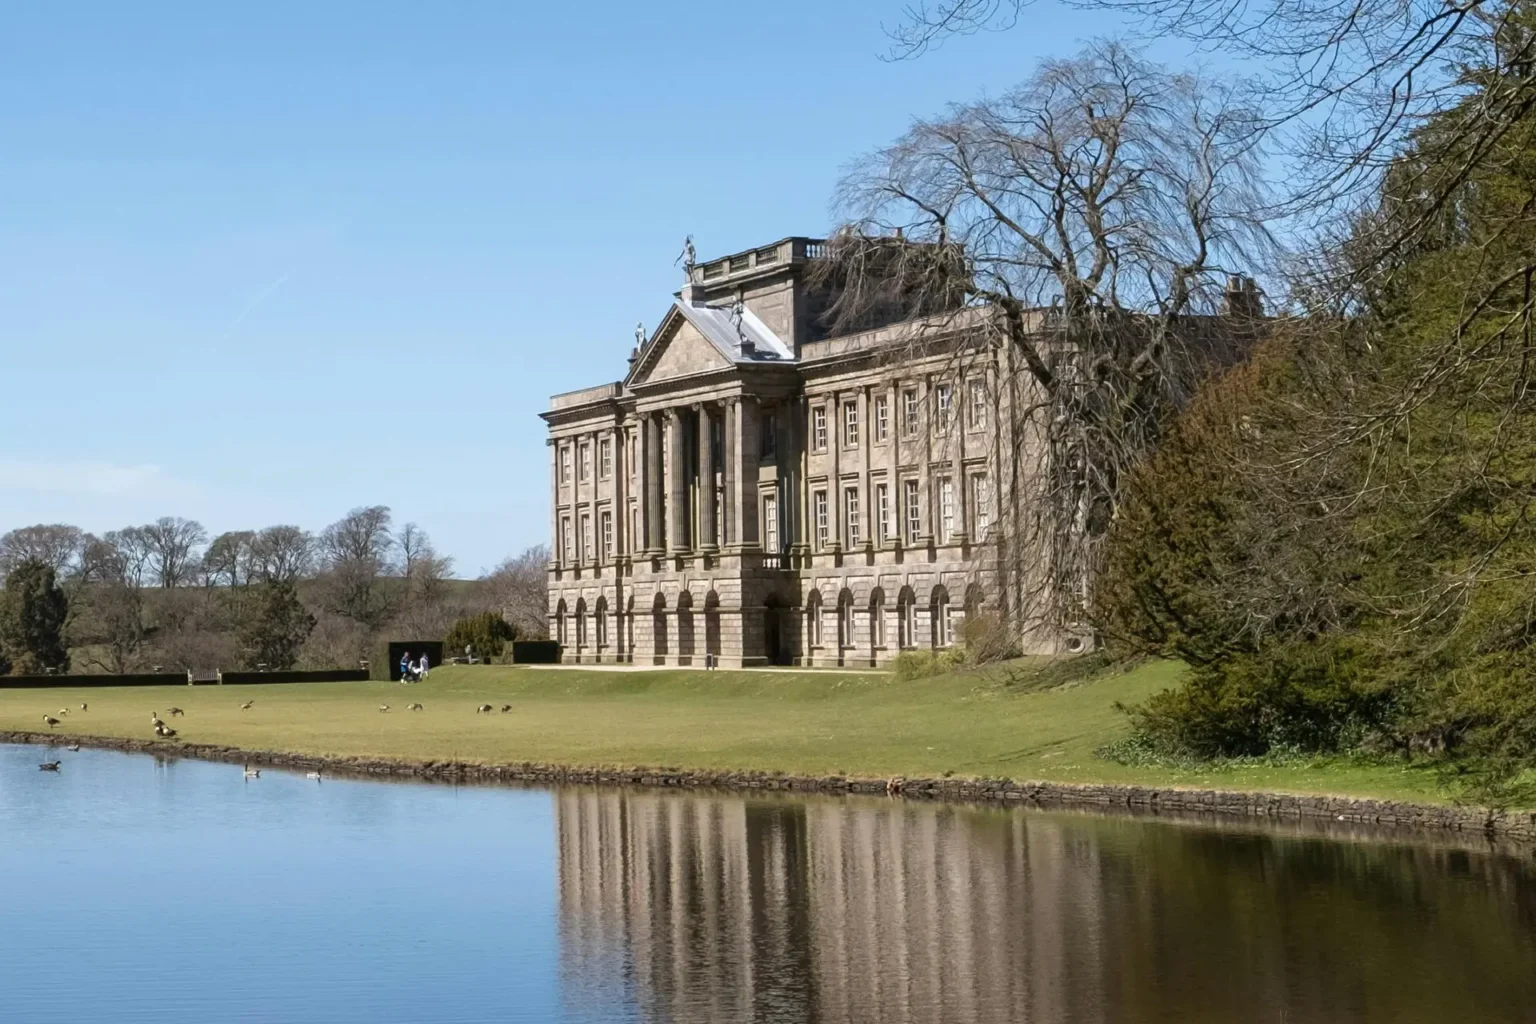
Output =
[{"x1": 554, "y1": 788, "x2": 1109, "y2": 1024}]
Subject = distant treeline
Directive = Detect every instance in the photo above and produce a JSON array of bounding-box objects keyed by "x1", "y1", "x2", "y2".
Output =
[{"x1": 0, "y1": 507, "x2": 548, "y2": 676}]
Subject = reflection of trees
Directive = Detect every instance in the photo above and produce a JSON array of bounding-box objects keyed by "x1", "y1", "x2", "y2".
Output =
[{"x1": 556, "y1": 789, "x2": 1536, "y2": 1024}]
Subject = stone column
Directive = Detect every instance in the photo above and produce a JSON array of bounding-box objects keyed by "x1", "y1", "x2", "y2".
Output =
[
  {"x1": 795, "y1": 395, "x2": 810, "y2": 556},
  {"x1": 919, "y1": 377, "x2": 934, "y2": 544},
  {"x1": 646, "y1": 412, "x2": 664, "y2": 555},
  {"x1": 828, "y1": 390, "x2": 842, "y2": 553},
  {"x1": 886, "y1": 378, "x2": 899, "y2": 547},
  {"x1": 731, "y1": 396, "x2": 759, "y2": 550},
  {"x1": 549, "y1": 438, "x2": 561, "y2": 567},
  {"x1": 697, "y1": 402, "x2": 717, "y2": 553},
  {"x1": 721, "y1": 399, "x2": 736, "y2": 549},
  {"x1": 667, "y1": 408, "x2": 688, "y2": 555},
  {"x1": 858, "y1": 384, "x2": 871, "y2": 552},
  {"x1": 612, "y1": 422, "x2": 626, "y2": 561},
  {"x1": 953, "y1": 374, "x2": 969, "y2": 545},
  {"x1": 589, "y1": 428, "x2": 602, "y2": 567}
]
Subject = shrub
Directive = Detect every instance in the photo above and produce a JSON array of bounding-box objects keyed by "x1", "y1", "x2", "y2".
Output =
[
  {"x1": 893, "y1": 646, "x2": 969, "y2": 681},
  {"x1": 960, "y1": 613, "x2": 1017, "y2": 663},
  {"x1": 444, "y1": 611, "x2": 516, "y2": 661},
  {"x1": 1124, "y1": 638, "x2": 1392, "y2": 758}
]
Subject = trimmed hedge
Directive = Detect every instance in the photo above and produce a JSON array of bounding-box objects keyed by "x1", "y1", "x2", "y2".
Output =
[
  {"x1": 218, "y1": 669, "x2": 371, "y2": 685},
  {"x1": 0, "y1": 672, "x2": 189, "y2": 689},
  {"x1": 512, "y1": 640, "x2": 561, "y2": 664}
]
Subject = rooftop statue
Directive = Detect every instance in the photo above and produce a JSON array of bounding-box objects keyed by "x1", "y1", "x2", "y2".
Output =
[{"x1": 674, "y1": 234, "x2": 696, "y2": 279}]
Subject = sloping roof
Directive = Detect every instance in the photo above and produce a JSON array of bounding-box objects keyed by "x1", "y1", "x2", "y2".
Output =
[{"x1": 673, "y1": 299, "x2": 794, "y2": 363}]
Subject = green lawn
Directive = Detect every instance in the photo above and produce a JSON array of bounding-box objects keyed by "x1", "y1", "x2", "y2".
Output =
[{"x1": 0, "y1": 660, "x2": 1451, "y2": 803}]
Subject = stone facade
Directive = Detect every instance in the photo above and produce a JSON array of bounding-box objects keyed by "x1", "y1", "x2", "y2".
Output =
[{"x1": 542, "y1": 236, "x2": 1050, "y2": 668}]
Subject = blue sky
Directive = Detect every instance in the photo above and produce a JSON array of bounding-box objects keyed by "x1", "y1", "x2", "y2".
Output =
[{"x1": 0, "y1": 0, "x2": 1182, "y2": 575}]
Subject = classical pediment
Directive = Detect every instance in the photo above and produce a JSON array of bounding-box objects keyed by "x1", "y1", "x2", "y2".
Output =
[
  {"x1": 631, "y1": 313, "x2": 731, "y2": 386},
  {"x1": 626, "y1": 298, "x2": 795, "y2": 389}
]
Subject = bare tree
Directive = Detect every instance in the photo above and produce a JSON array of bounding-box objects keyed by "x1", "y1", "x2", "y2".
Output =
[
  {"x1": 0, "y1": 524, "x2": 85, "y2": 581},
  {"x1": 822, "y1": 41, "x2": 1273, "y2": 640},
  {"x1": 314, "y1": 505, "x2": 397, "y2": 629},
  {"x1": 141, "y1": 516, "x2": 207, "y2": 588},
  {"x1": 69, "y1": 533, "x2": 150, "y2": 674},
  {"x1": 399, "y1": 522, "x2": 454, "y2": 610},
  {"x1": 103, "y1": 527, "x2": 155, "y2": 590},
  {"x1": 149, "y1": 586, "x2": 234, "y2": 675},
  {"x1": 248, "y1": 525, "x2": 314, "y2": 584},
  {"x1": 201, "y1": 530, "x2": 256, "y2": 589},
  {"x1": 884, "y1": 0, "x2": 1027, "y2": 59},
  {"x1": 483, "y1": 544, "x2": 551, "y2": 639}
]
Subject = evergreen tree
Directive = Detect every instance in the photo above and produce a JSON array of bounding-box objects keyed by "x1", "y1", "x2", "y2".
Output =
[
  {"x1": 237, "y1": 580, "x2": 315, "y2": 671},
  {"x1": 444, "y1": 611, "x2": 516, "y2": 661},
  {"x1": 0, "y1": 559, "x2": 70, "y2": 675},
  {"x1": 1099, "y1": 8, "x2": 1536, "y2": 797}
]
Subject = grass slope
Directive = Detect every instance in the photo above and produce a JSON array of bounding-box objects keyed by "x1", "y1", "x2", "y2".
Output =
[{"x1": 0, "y1": 661, "x2": 1449, "y2": 803}]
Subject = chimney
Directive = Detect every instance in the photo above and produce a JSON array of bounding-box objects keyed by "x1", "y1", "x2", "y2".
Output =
[{"x1": 1224, "y1": 274, "x2": 1263, "y2": 318}]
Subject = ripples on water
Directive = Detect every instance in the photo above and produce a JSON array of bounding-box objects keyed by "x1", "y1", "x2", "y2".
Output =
[{"x1": 0, "y1": 744, "x2": 1533, "y2": 1023}]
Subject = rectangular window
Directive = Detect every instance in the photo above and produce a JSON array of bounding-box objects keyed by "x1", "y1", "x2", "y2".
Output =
[
  {"x1": 580, "y1": 513, "x2": 593, "y2": 561},
  {"x1": 813, "y1": 406, "x2": 828, "y2": 451},
  {"x1": 579, "y1": 443, "x2": 592, "y2": 483},
  {"x1": 904, "y1": 479, "x2": 921, "y2": 544},
  {"x1": 601, "y1": 510, "x2": 613, "y2": 559},
  {"x1": 939, "y1": 477, "x2": 955, "y2": 542},
  {"x1": 845, "y1": 487, "x2": 861, "y2": 548},
  {"x1": 630, "y1": 505, "x2": 639, "y2": 553},
  {"x1": 967, "y1": 379, "x2": 987, "y2": 430},
  {"x1": 876, "y1": 483, "x2": 890, "y2": 544},
  {"x1": 599, "y1": 439, "x2": 612, "y2": 479},
  {"x1": 560, "y1": 446, "x2": 572, "y2": 485},
  {"x1": 761, "y1": 410, "x2": 777, "y2": 458},
  {"x1": 934, "y1": 384, "x2": 952, "y2": 434},
  {"x1": 973, "y1": 474, "x2": 991, "y2": 538},
  {"x1": 764, "y1": 494, "x2": 780, "y2": 554},
  {"x1": 561, "y1": 516, "x2": 573, "y2": 563},
  {"x1": 843, "y1": 401, "x2": 859, "y2": 448},
  {"x1": 764, "y1": 494, "x2": 780, "y2": 553},
  {"x1": 902, "y1": 389, "x2": 919, "y2": 437},
  {"x1": 872, "y1": 598, "x2": 886, "y2": 647},
  {"x1": 814, "y1": 490, "x2": 829, "y2": 549},
  {"x1": 874, "y1": 395, "x2": 889, "y2": 442},
  {"x1": 628, "y1": 435, "x2": 637, "y2": 479}
]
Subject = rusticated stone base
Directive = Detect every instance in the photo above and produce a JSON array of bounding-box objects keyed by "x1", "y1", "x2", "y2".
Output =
[{"x1": 5, "y1": 730, "x2": 1533, "y2": 844}]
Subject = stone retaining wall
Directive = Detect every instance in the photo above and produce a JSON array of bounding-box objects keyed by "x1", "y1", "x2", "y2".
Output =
[{"x1": 6, "y1": 729, "x2": 1532, "y2": 843}]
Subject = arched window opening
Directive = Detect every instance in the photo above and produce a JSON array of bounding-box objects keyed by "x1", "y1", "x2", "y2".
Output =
[
  {"x1": 806, "y1": 590, "x2": 823, "y2": 649},
  {"x1": 677, "y1": 590, "x2": 695, "y2": 659},
  {"x1": 897, "y1": 587, "x2": 916, "y2": 649},
  {"x1": 626, "y1": 596, "x2": 635, "y2": 656},
  {"x1": 870, "y1": 588, "x2": 886, "y2": 649},
  {"x1": 838, "y1": 589, "x2": 856, "y2": 650},
  {"x1": 931, "y1": 586, "x2": 951, "y2": 648},
  {"x1": 651, "y1": 593, "x2": 669, "y2": 661},
  {"x1": 704, "y1": 591, "x2": 721, "y2": 658}
]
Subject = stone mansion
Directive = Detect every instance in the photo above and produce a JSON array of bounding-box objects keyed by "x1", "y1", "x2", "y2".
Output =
[{"x1": 543, "y1": 236, "x2": 1051, "y2": 667}]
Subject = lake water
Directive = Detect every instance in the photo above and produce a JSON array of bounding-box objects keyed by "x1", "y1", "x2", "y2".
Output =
[{"x1": 1, "y1": 743, "x2": 1534, "y2": 1024}]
